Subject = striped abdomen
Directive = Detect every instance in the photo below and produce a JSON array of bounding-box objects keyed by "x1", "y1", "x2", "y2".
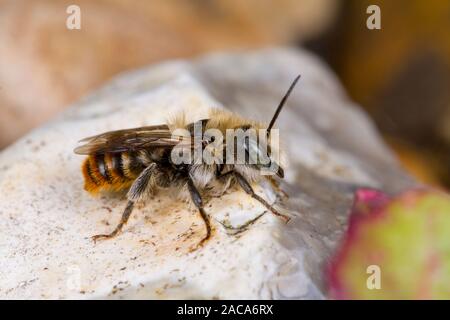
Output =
[{"x1": 82, "y1": 152, "x2": 146, "y2": 194}]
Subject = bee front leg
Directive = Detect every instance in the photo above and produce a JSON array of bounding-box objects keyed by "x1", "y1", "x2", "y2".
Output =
[
  {"x1": 234, "y1": 172, "x2": 290, "y2": 223},
  {"x1": 187, "y1": 176, "x2": 211, "y2": 250},
  {"x1": 92, "y1": 163, "x2": 157, "y2": 242}
]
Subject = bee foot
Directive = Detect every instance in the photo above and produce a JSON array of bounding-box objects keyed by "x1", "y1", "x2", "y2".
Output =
[
  {"x1": 281, "y1": 215, "x2": 291, "y2": 224},
  {"x1": 188, "y1": 243, "x2": 202, "y2": 253},
  {"x1": 270, "y1": 209, "x2": 291, "y2": 224},
  {"x1": 91, "y1": 234, "x2": 113, "y2": 243}
]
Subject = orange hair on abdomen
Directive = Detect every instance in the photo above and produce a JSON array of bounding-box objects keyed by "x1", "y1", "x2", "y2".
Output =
[{"x1": 82, "y1": 153, "x2": 135, "y2": 194}]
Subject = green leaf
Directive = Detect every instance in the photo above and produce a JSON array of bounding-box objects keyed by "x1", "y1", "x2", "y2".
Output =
[{"x1": 327, "y1": 188, "x2": 450, "y2": 299}]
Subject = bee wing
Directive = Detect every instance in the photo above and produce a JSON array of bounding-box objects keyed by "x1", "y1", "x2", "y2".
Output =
[{"x1": 74, "y1": 125, "x2": 193, "y2": 155}]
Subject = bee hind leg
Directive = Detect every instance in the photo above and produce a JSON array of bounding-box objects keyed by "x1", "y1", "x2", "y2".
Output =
[
  {"x1": 92, "y1": 163, "x2": 157, "y2": 242},
  {"x1": 187, "y1": 176, "x2": 211, "y2": 250},
  {"x1": 92, "y1": 200, "x2": 135, "y2": 242},
  {"x1": 234, "y1": 172, "x2": 290, "y2": 223}
]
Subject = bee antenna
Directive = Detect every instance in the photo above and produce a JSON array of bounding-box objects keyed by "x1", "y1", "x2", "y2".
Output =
[{"x1": 267, "y1": 74, "x2": 301, "y2": 136}]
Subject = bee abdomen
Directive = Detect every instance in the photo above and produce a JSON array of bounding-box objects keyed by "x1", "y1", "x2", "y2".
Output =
[{"x1": 82, "y1": 152, "x2": 142, "y2": 194}]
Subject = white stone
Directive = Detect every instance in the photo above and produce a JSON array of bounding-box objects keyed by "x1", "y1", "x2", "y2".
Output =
[{"x1": 0, "y1": 48, "x2": 414, "y2": 299}]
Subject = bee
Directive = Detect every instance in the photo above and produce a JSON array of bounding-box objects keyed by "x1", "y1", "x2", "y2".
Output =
[{"x1": 74, "y1": 75, "x2": 300, "y2": 249}]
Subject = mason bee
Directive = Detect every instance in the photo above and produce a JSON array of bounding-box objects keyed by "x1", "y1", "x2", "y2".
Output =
[{"x1": 74, "y1": 75, "x2": 300, "y2": 249}]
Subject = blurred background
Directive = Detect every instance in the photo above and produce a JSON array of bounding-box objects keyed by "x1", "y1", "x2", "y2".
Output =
[{"x1": 0, "y1": 0, "x2": 449, "y2": 189}]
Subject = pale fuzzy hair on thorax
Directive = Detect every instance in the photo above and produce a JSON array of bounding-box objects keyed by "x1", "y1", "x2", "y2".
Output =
[
  {"x1": 167, "y1": 108, "x2": 265, "y2": 133},
  {"x1": 166, "y1": 108, "x2": 287, "y2": 170},
  {"x1": 204, "y1": 108, "x2": 265, "y2": 133}
]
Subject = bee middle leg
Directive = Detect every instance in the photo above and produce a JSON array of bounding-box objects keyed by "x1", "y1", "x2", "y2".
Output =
[
  {"x1": 92, "y1": 163, "x2": 157, "y2": 242},
  {"x1": 234, "y1": 172, "x2": 290, "y2": 223},
  {"x1": 187, "y1": 176, "x2": 211, "y2": 249}
]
